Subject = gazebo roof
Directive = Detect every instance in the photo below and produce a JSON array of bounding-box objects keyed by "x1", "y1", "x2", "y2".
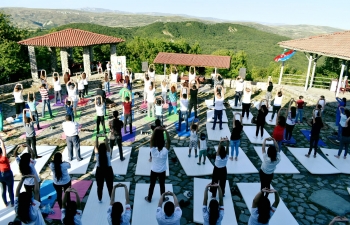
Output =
[
  {"x1": 153, "y1": 52, "x2": 231, "y2": 68},
  {"x1": 18, "y1": 28, "x2": 124, "y2": 47},
  {"x1": 278, "y1": 30, "x2": 350, "y2": 60}
]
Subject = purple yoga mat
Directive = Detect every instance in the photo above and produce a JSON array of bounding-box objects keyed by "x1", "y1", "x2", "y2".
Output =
[
  {"x1": 121, "y1": 126, "x2": 136, "y2": 142},
  {"x1": 53, "y1": 102, "x2": 65, "y2": 107},
  {"x1": 20, "y1": 123, "x2": 50, "y2": 139}
]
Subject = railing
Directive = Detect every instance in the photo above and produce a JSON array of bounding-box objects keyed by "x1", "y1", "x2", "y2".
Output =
[
  {"x1": 312, "y1": 76, "x2": 333, "y2": 89},
  {"x1": 281, "y1": 74, "x2": 306, "y2": 86}
]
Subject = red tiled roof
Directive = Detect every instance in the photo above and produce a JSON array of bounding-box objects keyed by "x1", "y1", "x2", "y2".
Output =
[
  {"x1": 153, "y1": 52, "x2": 231, "y2": 68},
  {"x1": 278, "y1": 30, "x2": 350, "y2": 60},
  {"x1": 18, "y1": 28, "x2": 124, "y2": 47}
]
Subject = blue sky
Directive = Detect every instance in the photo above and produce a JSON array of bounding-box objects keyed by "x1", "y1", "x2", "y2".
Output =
[{"x1": 1, "y1": 0, "x2": 349, "y2": 29}]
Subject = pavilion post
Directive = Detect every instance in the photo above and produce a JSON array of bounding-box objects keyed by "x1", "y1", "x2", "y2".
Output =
[
  {"x1": 60, "y1": 48, "x2": 69, "y2": 74},
  {"x1": 83, "y1": 46, "x2": 91, "y2": 77},
  {"x1": 304, "y1": 54, "x2": 313, "y2": 91},
  {"x1": 27, "y1": 46, "x2": 39, "y2": 82},
  {"x1": 336, "y1": 60, "x2": 346, "y2": 97},
  {"x1": 278, "y1": 61, "x2": 284, "y2": 85},
  {"x1": 48, "y1": 47, "x2": 57, "y2": 73},
  {"x1": 214, "y1": 67, "x2": 217, "y2": 75},
  {"x1": 309, "y1": 55, "x2": 319, "y2": 89}
]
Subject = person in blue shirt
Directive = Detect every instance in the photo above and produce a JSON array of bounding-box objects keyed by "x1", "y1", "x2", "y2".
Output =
[
  {"x1": 65, "y1": 98, "x2": 75, "y2": 122},
  {"x1": 27, "y1": 92, "x2": 41, "y2": 130}
]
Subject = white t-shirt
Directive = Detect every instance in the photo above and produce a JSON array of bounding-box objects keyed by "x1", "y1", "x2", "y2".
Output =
[
  {"x1": 96, "y1": 105, "x2": 105, "y2": 117},
  {"x1": 199, "y1": 139, "x2": 207, "y2": 150},
  {"x1": 16, "y1": 157, "x2": 40, "y2": 185},
  {"x1": 54, "y1": 80, "x2": 61, "y2": 91},
  {"x1": 273, "y1": 96, "x2": 283, "y2": 106},
  {"x1": 62, "y1": 121, "x2": 79, "y2": 136},
  {"x1": 144, "y1": 79, "x2": 151, "y2": 92},
  {"x1": 15, "y1": 197, "x2": 45, "y2": 225},
  {"x1": 170, "y1": 73, "x2": 178, "y2": 83},
  {"x1": 242, "y1": 91, "x2": 252, "y2": 104},
  {"x1": 180, "y1": 99, "x2": 189, "y2": 111},
  {"x1": 235, "y1": 81, "x2": 244, "y2": 91},
  {"x1": 14, "y1": 91, "x2": 24, "y2": 103},
  {"x1": 214, "y1": 98, "x2": 224, "y2": 110},
  {"x1": 318, "y1": 99, "x2": 325, "y2": 108},
  {"x1": 261, "y1": 152, "x2": 281, "y2": 174},
  {"x1": 107, "y1": 204, "x2": 131, "y2": 225},
  {"x1": 161, "y1": 84, "x2": 167, "y2": 93},
  {"x1": 83, "y1": 78, "x2": 88, "y2": 85},
  {"x1": 340, "y1": 113, "x2": 348, "y2": 127},
  {"x1": 190, "y1": 131, "x2": 197, "y2": 141},
  {"x1": 49, "y1": 162, "x2": 71, "y2": 185},
  {"x1": 150, "y1": 147, "x2": 168, "y2": 173},
  {"x1": 155, "y1": 105, "x2": 163, "y2": 116},
  {"x1": 189, "y1": 73, "x2": 196, "y2": 82},
  {"x1": 215, "y1": 155, "x2": 228, "y2": 168},
  {"x1": 147, "y1": 89, "x2": 156, "y2": 103},
  {"x1": 286, "y1": 111, "x2": 296, "y2": 126},
  {"x1": 68, "y1": 88, "x2": 78, "y2": 101},
  {"x1": 248, "y1": 207, "x2": 276, "y2": 225},
  {"x1": 61, "y1": 209, "x2": 83, "y2": 225},
  {"x1": 156, "y1": 206, "x2": 182, "y2": 225},
  {"x1": 203, "y1": 205, "x2": 224, "y2": 225},
  {"x1": 78, "y1": 80, "x2": 85, "y2": 90},
  {"x1": 148, "y1": 71, "x2": 155, "y2": 80}
]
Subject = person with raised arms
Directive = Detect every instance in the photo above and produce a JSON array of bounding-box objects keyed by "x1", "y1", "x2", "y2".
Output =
[
  {"x1": 269, "y1": 88, "x2": 283, "y2": 122},
  {"x1": 168, "y1": 83, "x2": 178, "y2": 116},
  {"x1": 272, "y1": 109, "x2": 286, "y2": 152},
  {"x1": 259, "y1": 138, "x2": 280, "y2": 190},
  {"x1": 147, "y1": 83, "x2": 156, "y2": 118},
  {"x1": 13, "y1": 83, "x2": 25, "y2": 119},
  {"x1": 306, "y1": 109, "x2": 324, "y2": 158},
  {"x1": 66, "y1": 80, "x2": 78, "y2": 117},
  {"x1": 0, "y1": 138, "x2": 14, "y2": 207},
  {"x1": 241, "y1": 87, "x2": 252, "y2": 120},
  {"x1": 234, "y1": 76, "x2": 244, "y2": 107},
  {"x1": 143, "y1": 73, "x2": 151, "y2": 104},
  {"x1": 95, "y1": 96, "x2": 107, "y2": 134},
  {"x1": 284, "y1": 99, "x2": 297, "y2": 141},
  {"x1": 212, "y1": 85, "x2": 224, "y2": 130},
  {"x1": 156, "y1": 191, "x2": 182, "y2": 225},
  {"x1": 108, "y1": 183, "x2": 131, "y2": 225},
  {"x1": 27, "y1": 92, "x2": 41, "y2": 130},
  {"x1": 203, "y1": 183, "x2": 224, "y2": 225},
  {"x1": 256, "y1": 100, "x2": 269, "y2": 140},
  {"x1": 188, "y1": 79, "x2": 199, "y2": 118},
  {"x1": 39, "y1": 83, "x2": 54, "y2": 118},
  {"x1": 62, "y1": 188, "x2": 82, "y2": 225},
  {"x1": 230, "y1": 113, "x2": 243, "y2": 161},
  {"x1": 22, "y1": 109, "x2": 41, "y2": 158},
  {"x1": 178, "y1": 86, "x2": 189, "y2": 131},
  {"x1": 53, "y1": 73, "x2": 62, "y2": 104},
  {"x1": 109, "y1": 111, "x2": 125, "y2": 161}
]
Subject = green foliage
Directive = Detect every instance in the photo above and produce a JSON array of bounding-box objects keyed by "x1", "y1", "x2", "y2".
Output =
[{"x1": 211, "y1": 49, "x2": 248, "y2": 78}]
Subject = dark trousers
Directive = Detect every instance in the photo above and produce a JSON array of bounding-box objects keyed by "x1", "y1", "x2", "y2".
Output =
[
  {"x1": 308, "y1": 135, "x2": 320, "y2": 155},
  {"x1": 188, "y1": 101, "x2": 198, "y2": 118},
  {"x1": 256, "y1": 123, "x2": 265, "y2": 137},
  {"x1": 26, "y1": 136, "x2": 38, "y2": 157},
  {"x1": 110, "y1": 137, "x2": 123, "y2": 159},
  {"x1": 0, "y1": 170, "x2": 14, "y2": 205},
  {"x1": 31, "y1": 110, "x2": 40, "y2": 129},
  {"x1": 84, "y1": 85, "x2": 88, "y2": 96},
  {"x1": 242, "y1": 103, "x2": 250, "y2": 118},
  {"x1": 234, "y1": 91, "x2": 243, "y2": 106},
  {"x1": 147, "y1": 170, "x2": 166, "y2": 201},
  {"x1": 212, "y1": 110, "x2": 223, "y2": 129},
  {"x1": 285, "y1": 124, "x2": 295, "y2": 140},
  {"x1": 338, "y1": 136, "x2": 350, "y2": 156},
  {"x1": 53, "y1": 180, "x2": 71, "y2": 209},
  {"x1": 156, "y1": 115, "x2": 163, "y2": 126},
  {"x1": 96, "y1": 115, "x2": 106, "y2": 134},
  {"x1": 42, "y1": 99, "x2": 53, "y2": 118},
  {"x1": 271, "y1": 106, "x2": 281, "y2": 120},
  {"x1": 66, "y1": 135, "x2": 82, "y2": 161},
  {"x1": 259, "y1": 169, "x2": 274, "y2": 190},
  {"x1": 123, "y1": 114, "x2": 132, "y2": 133},
  {"x1": 96, "y1": 166, "x2": 114, "y2": 201},
  {"x1": 211, "y1": 166, "x2": 227, "y2": 197},
  {"x1": 178, "y1": 110, "x2": 189, "y2": 131}
]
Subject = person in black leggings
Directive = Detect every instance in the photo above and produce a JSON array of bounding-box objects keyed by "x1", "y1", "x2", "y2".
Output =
[
  {"x1": 285, "y1": 99, "x2": 297, "y2": 141},
  {"x1": 241, "y1": 87, "x2": 252, "y2": 120},
  {"x1": 270, "y1": 89, "x2": 283, "y2": 122},
  {"x1": 109, "y1": 111, "x2": 125, "y2": 161},
  {"x1": 256, "y1": 100, "x2": 269, "y2": 139}
]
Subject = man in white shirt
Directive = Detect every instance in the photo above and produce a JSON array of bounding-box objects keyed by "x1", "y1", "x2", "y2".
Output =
[
  {"x1": 62, "y1": 115, "x2": 83, "y2": 161},
  {"x1": 156, "y1": 191, "x2": 182, "y2": 225},
  {"x1": 147, "y1": 85, "x2": 156, "y2": 118},
  {"x1": 178, "y1": 87, "x2": 189, "y2": 131},
  {"x1": 234, "y1": 76, "x2": 244, "y2": 107}
]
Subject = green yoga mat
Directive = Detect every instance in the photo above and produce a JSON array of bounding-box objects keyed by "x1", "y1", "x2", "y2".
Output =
[
  {"x1": 167, "y1": 114, "x2": 179, "y2": 122},
  {"x1": 144, "y1": 116, "x2": 156, "y2": 122},
  {"x1": 75, "y1": 111, "x2": 81, "y2": 121},
  {"x1": 91, "y1": 123, "x2": 110, "y2": 140},
  {"x1": 40, "y1": 110, "x2": 58, "y2": 121}
]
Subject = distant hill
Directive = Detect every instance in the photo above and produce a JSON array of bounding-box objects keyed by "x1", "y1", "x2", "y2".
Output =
[{"x1": 1, "y1": 7, "x2": 343, "y2": 39}]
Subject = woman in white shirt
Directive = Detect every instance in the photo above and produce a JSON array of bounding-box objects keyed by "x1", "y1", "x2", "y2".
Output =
[
  {"x1": 148, "y1": 65, "x2": 155, "y2": 82},
  {"x1": 178, "y1": 87, "x2": 189, "y2": 132},
  {"x1": 259, "y1": 138, "x2": 281, "y2": 190},
  {"x1": 15, "y1": 174, "x2": 45, "y2": 225},
  {"x1": 269, "y1": 90, "x2": 283, "y2": 122},
  {"x1": 50, "y1": 152, "x2": 71, "y2": 209},
  {"x1": 147, "y1": 84, "x2": 156, "y2": 118},
  {"x1": 170, "y1": 67, "x2": 178, "y2": 84},
  {"x1": 285, "y1": 99, "x2": 297, "y2": 141},
  {"x1": 189, "y1": 66, "x2": 196, "y2": 82},
  {"x1": 161, "y1": 79, "x2": 168, "y2": 103},
  {"x1": 144, "y1": 74, "x2": 151, "y2": 103},
  {"x1": 203, "y1": 183, "x2": 224, "y2": 225},
  {"x1": 82, "y1": 72, "x2": 89, "y2": 96},
  {"x1": 241, "y1": 87, "x2": 252, "y2": 120},
  {"x1": 248, "y1": 188, "x2": 280, "y2": 225},
  {"x1": 62, "y1": 188, "x2": 82, "y2": 225},
  {"x1": 67, "y1": 81, "x2": 78, "y2": 117},
  {"x1": 53, "y1": 74, "x2": 62, "y2": 103},
  {"x1": 13, "y1": 83, "x2": 25, "y2": 119},
  {"x1": 211, "y1": 137, "x2": 229, "y2": 198},
  {"x1": 107, "y1": 183, "x2": 131, "y2": 225},
  {"x1": 77, "y1": 75, "x2": 85, "y2": 101},
  {"x1": 211, "y1": 85, "x2": 224, "y2": 130}
]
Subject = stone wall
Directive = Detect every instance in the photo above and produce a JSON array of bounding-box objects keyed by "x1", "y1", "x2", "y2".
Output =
[{"x1": 0, "y1": 79, "x2": 34, "y2": 95}]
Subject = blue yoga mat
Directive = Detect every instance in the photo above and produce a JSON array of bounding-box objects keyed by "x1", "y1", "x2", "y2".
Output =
[
  {"x1": 300, "y1": 129, "x2": 326, "y2": 147},
  {"x1": 282, "y1": 130, "x2": 296, "y2": 145},
  {"x1": 174, "y1": 112, "x2": 196, "y2": 137},
  {"x1": 40, "y1": 180, "x2": 57, "y2": 207}
]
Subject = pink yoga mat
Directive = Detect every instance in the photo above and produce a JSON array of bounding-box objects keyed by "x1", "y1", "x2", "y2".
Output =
[
  {"x1": 38, "y1": 95, "x2": 54, "y2": 102},
  {"x1": 61, "y1": 125, "x2": 82, "y2": 140},
  {"x1": 47, "y1": 180, "x2": 92, "y2": 220},
  {"x1": 20, "y1": 124, "x2": 50, "y2": 139},
  {"x1": 106, "y1": 92, "x2": 114, "y2": 97},
  {"x1": 140, "y1": 102, "x2": 147, "y2": 109},
  {"x1": 110, "y1": 83, "x2": 123, "y2": 87}
]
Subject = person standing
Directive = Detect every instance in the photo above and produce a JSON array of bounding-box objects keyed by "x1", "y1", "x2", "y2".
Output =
[
  {"x1": 256, "y1": 100, "x2": 269, "y2": 139},
  {"x1": 169, "y1": 84, "x2": 178, "y2": 116},
  {"x1": 241, "y1": 87, "x2": 252, "y2": 120},
  {"x1": 306, "y1": 111, "x2": 324, "y2": 158},
  {"x1": 27, "y1": 92, "x2": 41, "y2": 130},
  {"x1": 161, "y1": 79, "x2": 168, "y2": 103},
  {"x1": 211, "y1": 137, "x2": 229, "y2": 198},
  {"x1": 13, "y1": 83, "x2": 25, "y2": 119},
  {"x1": 234, "y1": 76, "x2": 244, "y2": 107},
  {"x1": 107, "y1": 183, "x2": 131, "y2": 225},
  {"x1": 66, "y1": 80, "x2": 78, "y2": 117},
  {"x1": 147, "y1": 83, "x2": 156, "y2": 118},
  {"x1": 197, "y1": 133, "x2": 208, "y2": 165},
  {"x1": 106, "y1": 61, "x2": 112, "y2": 80},
  {"x1": 317, "y1": 95, "x2": 326, "y2": 118},
  {"x1": 178, "y1": 87, "x2": 189, "y2": 131},
  {"x1": 104, "y1": 72, "x2": 110, "y2": 95},
  {"x1": 82, "y1": 72, "x2": 89, "y2": 96},
  {"x1": 285, "y1": 99, "x2": 297, "y2": 141},
  {"x1": 212, "y1": 85, "x2": 224, "y2": 130},
  {"x1": 156, "y1": 191, "x2": 182, "y2": 225},
  {"x1": 65, "y1": 98, "x2": 75, "y2": 122},
  {"x1": 212, "y1": 74, "x2": 223, "y2": 106},
  {"x1": 265, "y1": 81, "x2": 273, "y2": 106},
  {"x1": 0, "y1": 138, "x2": 14, "y2": 207},
  {"x1": 77, "y1": 76, "x2": 85, "y2": 101},
  {"x1": 109, "y1": 111, "x2": 125, "y2": 161},
  {"x1": 188, "y1": 79, "x2": 199, "y2": 118},
  {"x1": 39, "y1": 84, "x2": 54, "y2": 118},
  {"x1": 63, "y1": 72, "x2": 71, "y2": 95},
  {"x1": 61, "y1": 188, "x2": 82, "y2": 225},
  {"x1": 336, "y1": 97, "x2": 347, "y2": 138},
  {"x1": 22, "y1": 109, "x2": 41, "y2": 158},
  {"x1": 53, "y1": 74, "x2": 62, "y2": 104},
  {"x1": 123, "y1": 96, "x2": 133, "y2": 134},
  {"x1": 203, "y1": 183, "x2": 224, "y2": 225},
  {"x1": 143, "y1": 74, "x2": 151, "y2": 103},
  {"x1": 269, "y1": 89, "x2": 283, "y2": 122},
  {"x1": 145, "y1": 127, "x2": 170, "y2": 203},
  {"x1": 96, "y1": 83, "x2": 107, "y2": 116},
  {"x1": 272, "y1": 109, "x2": 286, "y2": 152},
  {"x1": 335, "y1": 114, "x2": 350, "y2": 159},
  {"x1": 95, "y1": 96, "x2": 106, "y2": 134},
  {"x1": 296, "y1": 96, "x2": 305, "y2": 124},
  {"x1": 230, "y1": 113, "x2": 243, "y2": 161},
  {"x1": 62, "y1": 115, "x2": 83, "y2": 161}
]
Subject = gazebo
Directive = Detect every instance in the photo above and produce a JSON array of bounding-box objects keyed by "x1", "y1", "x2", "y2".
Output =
[
  {"x1": 278, "y1": 30, "x2": 350, "y2": 96},
  {"x1": 18, "y1": 28, "x2": 125, "y2": 82}
]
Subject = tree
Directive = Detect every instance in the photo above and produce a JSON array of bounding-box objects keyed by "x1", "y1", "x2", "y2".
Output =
[{"x1": 211, "y1": 49, "x2": 248, "y2": 78}]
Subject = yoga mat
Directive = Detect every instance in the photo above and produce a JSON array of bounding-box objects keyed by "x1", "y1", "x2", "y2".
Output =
[
  {"x1": 282, "y1": 130, "x2": 296, "y2": 145},
  {"x1": 47, "y1": 180, "x2": 92, "y2": 220},
  {"x1": 194, "y1": 178, "x2": 237, "y2": 225},
  {"x1": 254, "y1": 101, "x2": 273, "y2": 111},
  {"x1": 288, "y1": 147, "x2": 340, "y2": 174},
  {"x1": 52, "y1": 102, "x2": 65, "y2": 107},
  {"x1": 20, "y1": 123, "x2": 50, "y2": 139},
  {"x1": 320, "y1": 148, "x2": 350, "y2": 174},
  {"x1": 135, "y1": 147, "x2": 169, "y2": 176},
  {"x1": 228, "y1": 99, "x2": 242, "y2": 110},
  {"x1": 40, "y1": 179, "x2": 57, "y2": 207},
  {"x1": 25, "y1": 102, "x2": 39, "y2": 108},
  {"x1": 81, "y1": 182, "x2": 130, "y2": 225},
  {"x1": 237, "y1": 183, "x2": 299, "y2": 225},
  {"x1": 91, "y1": 126, "x2": 111, "y2": 141},
  {"x1": 121, "y1": 126, "x2": 136, "y2": 142},
  {"x1": 242, "y1": 126, "x2": 273, "y2": 145},
  {"x1": 110, "y1": 83, "x2": 123, "y2": 87},
  {"x1": 173, "y1": 147, "x2": 214, "y2": 176},
  {"x1": 253, "y1": 146, "x2": 300, "y2": 174},
  {"x1": 77, "y1": 98, "x2": 89, "y2": 107},
  {"x1": 206, "y1": 123, "x2": 231, "y2": 141},
  {"x1": 205, "y1": 100, "x2": 226, "y2": 109},
  {"x1": 167, "y1": 114, "x2": 179, "y2": 122},
  {"x1": 266, "y1": 112, "x2": 277, "y2": 125},
  {"x1": 61, "y1": 146, "x2": 94, "y2": 174},
  {"x1": 132, "y1": 184, "x2": 173, "y2": 225},
  {"x1": 40, "y1": 110, "x2": 58, "y2": 121},
  {"x1": 0, "y1": 181, "x2": 20, "y2": 224},
  {"x1": 214, "y1": 146, "x2": 258, "y2": 174},
  {"x1": 233, "y1": 112, "x2": 253, "y2": 125},
  {"x1": 301, "y1": 129, "x2": 326, "y2": 147},
  {"x1": 144, "y1": 116, "x2": 156, "y2": 122},
  {"x1": 37, "y1": 95, "x2": 54, "y2": 102},
  {"x1": 207, "y1": 109, "x2": 228, "y2": 123},
  {"x1": 106, "y1": 92, "x2": 114, "y2": 97},
  {"x1": 61, "y1": 124, "x2": 82, "y2": 140}
]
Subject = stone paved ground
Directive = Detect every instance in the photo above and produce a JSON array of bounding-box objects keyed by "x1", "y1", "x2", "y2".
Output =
[{"x1": 2, "y1": 76, "x2": 350, "y2": 225}]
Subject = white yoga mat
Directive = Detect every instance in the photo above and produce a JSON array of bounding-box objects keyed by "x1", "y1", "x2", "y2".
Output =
[
  {"x1": 91, "y1": 147, "x2": 132, "y2": 176},
  {"x1": 206, "y1": 123, "x2": 231, "y2": 141},
  {"x1": 194, "y1": 178, "x2": 237, "y2": 225},
  {"x1": 233, "y1": 112, "x2": 253, "y2": 125},
  {"x1": 5, "y1": 145, "x2": 16, "y2": 155},
  {"x1": 266, "y1": 112, "x2": 277, "y2": 125},
  {"x1": 243, "y1": 126, "x2": 273, "y2": 145},
  {"x1": 253, "y1": 147, "x2": 300, "y2": 174},
  {"x1": 214, "y1": 146, "x2": 258, "y2": 174},
  {"x1": 347, "y1": 187, "x2": 350, "y2": 195},
  {"x1": 288, "y1": 147, "x2": 340, "y2": 174},
  {"x1": 132, "y1": 183, "x2": 173, "y2": 225},
  {"x1": 0, "y1": 181, "x2": 22, "y2": 225},
  {"x1": 207, "y1": 110, "x2": 228, "y2": 123},
  {"x1": 320, "y1": 148, "x2": 350, "y2": 174},
  {"x1": 254, "y1": 101, "x2": 273, "y2": 111},
  {"x1": 62, "y1": 146, "x2": 94, "y2": 174},
  {"x1": 173, "y1": 147, "x2": 213, "y2": 176},
  {"x1": 10, "y1": 146, "x2": 56, "y2": 176},
  {"x1": 237, "y1": 183, "x2": 299, "y2": 225},
  {"x1": 81, "y1": 182, "x2": 130, "y2": 225},
  {"x1": 135, "y1": 147, "x2": 169, "y2": 176},
  {"x1": 205, "y1": 100, "x2": 226, "y2": 109},
  {"x1": 228, "y1": 99, "x2": 242, "y2": 110}
]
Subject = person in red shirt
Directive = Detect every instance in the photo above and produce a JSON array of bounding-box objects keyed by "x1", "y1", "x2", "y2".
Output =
[
  {"x1": 0, "y1": 138, "x2": 14, "y2": 207},
  {"x1": 272, "y1": 109, "x2": 286, "y2": 152},
  {"x1": 296, "y1": 96, "x2": 305, "y2": 124},
  {"x1": 123, "y1": 96, "x2": 132, "y2": 134}
]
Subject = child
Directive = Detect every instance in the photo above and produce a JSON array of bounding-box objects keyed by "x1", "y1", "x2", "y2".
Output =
[
  {"x1": 53, "y1": 74, "x2": 62, "y2": 103},
  {"x1": 178, "y1": 87, "x2": 189, "y2": 131},
  {"x1": 197, "y1": 133, "x2": 207, "y2": 165},
  {"x1": 155, "y1": 96, "x2": 164, "y2": 125},
  {"x1": 95, "y1": 96, "x2": 106, "y2": 134},
  {"x1": 161, "y1": 80, "x2": 168, "y2": 103},
  {"x1": 65, "y1": 98, "x2": 74, "y2": 122},
  {"x1": 77, "y1": 76, "x2": 85, "y2": 101},
  {"x1": 123, "y1": 96, "x2": 133, "y2": 134},
  {"x1": 27, "y1": 92, "x2": 41, "y2": 130},
  {"x1": 272, "y1": 109, "x2": 286, "y2": 151},
  {"x1": 104, "y1": 72, "x2": 110, "y2": 94},
  {"x1": 296, "y1": 96, "x2": 304, "y2": 124},
  {"x1": 188, "y1": 120, "x2": 198, "y2": 157},
  {"x1": 22, "y1": 109, "x2": 41, "y2": 158}
]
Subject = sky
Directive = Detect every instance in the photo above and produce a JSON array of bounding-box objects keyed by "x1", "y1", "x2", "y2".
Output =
[{"x1": 0, "y1": 0, "x2": 349, "y2": 29}]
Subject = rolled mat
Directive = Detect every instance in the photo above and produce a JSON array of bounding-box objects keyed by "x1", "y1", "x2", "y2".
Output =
[{"x1": 300, "y1": 129, "x2": 326, "y2": 147}]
